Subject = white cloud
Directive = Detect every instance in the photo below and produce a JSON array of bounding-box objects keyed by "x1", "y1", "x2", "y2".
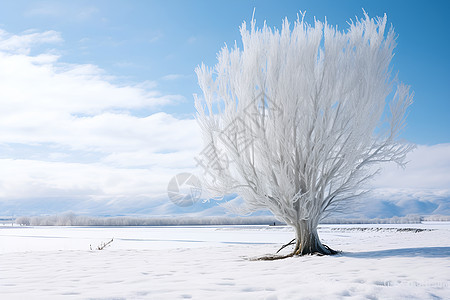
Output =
[
  {"x1": 0, "y1": 28, "x2": 201, "y2": 215},
  {"x1": 0, "y1": 111, "x2": 200, "y2": 154},
  {"x1": 371, "y1": 143, "x2": 450, "y2": 193},
  {"x1": 0, "y1": 159, "x2": 189, "y2": 201},
  {"x1": 0, "y1": 53, "x2": 178, "y2": 117},
  {"x1": 359, "y1": 143, "x2": 450, "y2": 217},
  {"x1": 161, "y1": 74, "x2": 188, "y2": 81},
  {"x1": 0, "y1": 29, "x2": 62, "y2": 54}
]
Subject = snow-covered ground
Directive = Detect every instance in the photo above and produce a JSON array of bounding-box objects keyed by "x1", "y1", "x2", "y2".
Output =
[{"x1": 0, "y1": 223, "x2": 449, "y2": 299}]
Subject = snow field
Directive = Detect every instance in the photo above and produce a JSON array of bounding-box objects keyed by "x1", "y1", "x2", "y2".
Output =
[{"x1": 0, "y1": 223, "x2": 448, "y2": 299}]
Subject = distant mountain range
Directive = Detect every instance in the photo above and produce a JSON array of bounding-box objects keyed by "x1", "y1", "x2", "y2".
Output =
[{"x1": 1, "y1": 193, "x2": 448, "y2": 221}]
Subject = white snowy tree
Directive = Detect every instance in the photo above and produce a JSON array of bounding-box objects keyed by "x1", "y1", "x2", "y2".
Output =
[{"x1": 194, "y1": 12, "x2": 413, "y2": 256}]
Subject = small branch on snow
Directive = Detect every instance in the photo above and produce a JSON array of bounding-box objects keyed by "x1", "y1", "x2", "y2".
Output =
[{"x1": 90, "y1": 238, "x2": 114, "y2": 251}]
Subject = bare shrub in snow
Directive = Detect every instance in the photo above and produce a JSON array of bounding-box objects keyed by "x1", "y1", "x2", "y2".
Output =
[{"x1": 194, "y1": 12, "x2": 413, "y2": 256}]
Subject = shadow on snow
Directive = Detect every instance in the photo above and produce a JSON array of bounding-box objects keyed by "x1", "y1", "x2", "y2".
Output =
[{"x1": 343, "y1": 247, "x2": 450, "y2": 258}]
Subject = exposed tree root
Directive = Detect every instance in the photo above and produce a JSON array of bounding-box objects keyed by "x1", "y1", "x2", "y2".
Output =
[
  {"x1": 323, "y1": 244, "x2": 339, "y2": 255},
  {"x1": 250, "y1": 253, "x2": 295, "y2": 261},
  {"x1": 276, "y1": 238, "x2": 296, "y2": 254},
  {"x1": 251, "y1": 240, "x2": 340, "y2": 260}
]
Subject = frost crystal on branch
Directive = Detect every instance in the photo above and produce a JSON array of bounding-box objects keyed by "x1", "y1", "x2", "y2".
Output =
[{"x1": 194, "y1": 11, "x2": 414, "y2": 256}]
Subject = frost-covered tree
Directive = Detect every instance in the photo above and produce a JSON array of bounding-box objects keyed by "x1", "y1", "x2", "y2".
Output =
[{"x1": 194, "y1": 12, "x2": 413, "y2": 256}]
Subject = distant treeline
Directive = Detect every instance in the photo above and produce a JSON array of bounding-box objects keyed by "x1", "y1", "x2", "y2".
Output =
[
  {"x1": 14, "y1": 214, "x2": 281, "y2": 226},
  {"x1": 323, "y1": 215, "x2": 450, "y2": 224},
  {"x1": 13, "y1": 213, "x2": 450, "y2": 226},
  {"x1": 322, "y1": 215, "x2": 423, "y2": 224},
  {"x1": 422, "y1": 215, "x2": 450, "y2": 222}
]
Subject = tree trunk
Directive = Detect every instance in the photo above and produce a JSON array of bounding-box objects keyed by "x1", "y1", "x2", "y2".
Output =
[
  {"x1": 253, "y1": 220, "x2": 338, "y2": 260},
  {"x1": 292, "y1": 220, "x2": 337, "y2": 255}
]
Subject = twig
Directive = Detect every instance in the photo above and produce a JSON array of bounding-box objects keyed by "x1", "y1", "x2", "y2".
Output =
[{"x1": 91, "y1": 238, "x2": 114, "y2": 251}]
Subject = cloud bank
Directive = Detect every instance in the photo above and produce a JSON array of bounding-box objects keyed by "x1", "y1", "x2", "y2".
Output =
[
  {"x1": 0, "y1": 28, "x2": 201, "y2": 215},
  {"x1": 352, "y1": 144, "x2": 450, "y2": 218}
]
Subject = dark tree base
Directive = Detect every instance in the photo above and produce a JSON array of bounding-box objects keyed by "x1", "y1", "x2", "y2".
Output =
[{"x1": 250, "y1": 241, "x2": 339, "y2": 261}]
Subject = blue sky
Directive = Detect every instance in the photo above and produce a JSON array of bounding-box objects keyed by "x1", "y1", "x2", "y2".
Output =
[
  {"x1": 1, "y1": 0, "x2": 449, "y2": 143},
  {"x1": 0, "y1": 0, "x2": 448, "y2": 217}
]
